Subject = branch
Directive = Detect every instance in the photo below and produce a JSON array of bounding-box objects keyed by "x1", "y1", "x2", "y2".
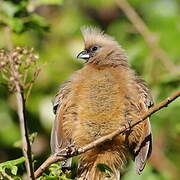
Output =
[
  {"x1": 34, "y1": 90, "x2": 180, "y2": 178},
  {"x1": 10, "y1": 58, "x2": 35, "y2": 179},
  {"x1": 115, "y1": 0, "x2": 179, "y2": 74},
  {"x1": 15, "y1": 90, "x2": 35, "y2": 180}
]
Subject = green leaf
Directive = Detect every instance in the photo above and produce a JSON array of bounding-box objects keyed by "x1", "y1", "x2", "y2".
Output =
[
  {"x1": 0, "y1": 157, "x2": 25, "y2": 172},
  {"x1": 70, "y1": 157, "x2": 78, "y2": 178},
  {"x1": 29, "y1": 132, "x2": 38, "y2": 144},
  {"x1": 0, "y1": 164, "x2": 18, "y2": 176},
  {"x1": 104, "y1": 172, "x2": 111, "y2": 178},
  {"x1": 48, "y1": 162, "x2": 62, "y2": 177},
  {"x1": 96, "y1": 163, "x2": 113, "y2": 173},
  {"x1": 6, "y1": 17, "x2": 24, "y2": 33},
  {"x1": 97, "y1": 163, "x2": 113, "y2": 179},
  {"x1": 29, "y1": 14, "x2": 48, "y2": 27},
  {"x1": 11, "y1": 165, "x2": 18, "y2": 175},
  {"x1": 25, "y1": 14, "x2": 49, "y2": 32}
]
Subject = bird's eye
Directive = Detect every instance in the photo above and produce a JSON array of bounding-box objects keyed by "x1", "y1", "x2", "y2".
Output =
[{"x1": 91, "y1": 45, "x2": 100, "y2": 52}]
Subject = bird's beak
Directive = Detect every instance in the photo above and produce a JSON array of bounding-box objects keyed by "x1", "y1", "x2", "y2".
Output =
[{"x1": 77, "y1": 50, "x2": 90, "y2": 60}]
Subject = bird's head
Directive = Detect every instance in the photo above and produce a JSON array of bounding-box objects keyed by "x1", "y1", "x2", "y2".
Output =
[{"x1": 77, "y1": 26, "x2": 128, "y2": 67}]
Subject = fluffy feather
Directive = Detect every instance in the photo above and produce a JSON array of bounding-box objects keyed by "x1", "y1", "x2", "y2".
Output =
[
  {"x1": 81, "y1": 26, "x2": 116, "y2": 49},
  {"x1": 51, "y1": 26, "x2": 153, "y2": 180}
]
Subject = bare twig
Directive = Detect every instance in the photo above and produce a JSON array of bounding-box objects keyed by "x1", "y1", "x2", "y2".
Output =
[
  {"x1": 15, "y1": 92, "x2": 35, "y2": 179},
  {"x1": 115, "y1": 0, "x2": 179, "y2": 74},
  {"x1": 10, "y1": 61, "x2": 35, "y2": 180},
  {"x1": 34, "y1": 90, "x2": 180, "y2": 178}
]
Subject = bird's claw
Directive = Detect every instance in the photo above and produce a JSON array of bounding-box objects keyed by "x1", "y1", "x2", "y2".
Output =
[
  {"x1": 120, "y1": 120, "x2": 132, "y2": 133},
  {"x1": 127, "y1": 119, "x2": 132, "y2": 130},
  {"x1": 57, "y1": 143, "x2": 78, "y2": 157}
]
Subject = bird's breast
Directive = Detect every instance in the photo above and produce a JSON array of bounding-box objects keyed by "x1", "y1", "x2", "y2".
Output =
[
  {"x1": 78, "y1": 71, "x2": 121, "y2": 113},
  {"x1": 72, "y1": 68, "x2": 128, "y2": 142}
]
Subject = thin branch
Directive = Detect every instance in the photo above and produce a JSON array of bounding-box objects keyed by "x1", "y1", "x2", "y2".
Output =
[
  {"x1": 115, "y1": 0, "x2": 179, "y2": 74},
  {"x1": 34, "y1": 90, "x2": 180, "y2": 178},
  {"x1": 15, "y1": 91, "x2": 35, "y2": 180},
  {"x1": 10, "y1": 62, "x2": 35, "y2": 179}
]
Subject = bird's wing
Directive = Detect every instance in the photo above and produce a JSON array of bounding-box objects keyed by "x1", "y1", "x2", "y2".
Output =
[
  {"x1": 51, "y1": 80, "x2": 72, "y2": 154},
  {"x1": 133, "y1": 76, "x2": 153, "y2": 175}
]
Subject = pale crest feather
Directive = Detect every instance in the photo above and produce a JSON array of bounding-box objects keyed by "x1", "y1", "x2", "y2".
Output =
[{"x1": 81, "y1": 26, "x2": 117, "y2": 47}]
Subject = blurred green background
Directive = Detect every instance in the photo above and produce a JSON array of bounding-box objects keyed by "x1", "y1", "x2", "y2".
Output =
[{"x1": 0, "y1": 0, "x2": 180, "y2": 179}]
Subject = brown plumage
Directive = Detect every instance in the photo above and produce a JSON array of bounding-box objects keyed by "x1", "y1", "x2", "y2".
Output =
[{"x1": 51, "y1": 27, "x2": 153, "y2": 180}]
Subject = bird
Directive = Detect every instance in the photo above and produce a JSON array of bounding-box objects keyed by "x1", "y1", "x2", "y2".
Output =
[{"x1": 51, "y1": 27, "x2": 153, "y2": 180}]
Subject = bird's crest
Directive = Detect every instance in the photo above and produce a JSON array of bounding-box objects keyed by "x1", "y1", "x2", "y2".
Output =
[{"x1": 81, "y1": 26, "x2": 116, "y2": 49}]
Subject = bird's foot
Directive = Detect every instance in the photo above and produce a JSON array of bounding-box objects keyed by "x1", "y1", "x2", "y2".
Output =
[
  {"x1": 120, "y1": 120, "x2": 132, "y2": 133},
  {"x1": 56, "y1": 142, "x2": 79, "y2": 157}
]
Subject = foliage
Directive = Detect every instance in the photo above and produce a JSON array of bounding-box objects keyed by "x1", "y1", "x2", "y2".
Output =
[
  {"x1": 37, "y1": 163, "x2": 72, "y2": 180},
  {"x1": 97, "y1": 163, "x2": 113, "y2": 178},
  {"x1": 0, "y1": 0, "x2": 179, "y2": 179},
  {"x1": 0, "y1": 47, "x2": 39, "y2": 97},
  {"x1": 0, "y1": 0, "x2": 50, "y2": 33},
  {"x1": 0, "y1": 157, "x2": 25, "y2": 179}
]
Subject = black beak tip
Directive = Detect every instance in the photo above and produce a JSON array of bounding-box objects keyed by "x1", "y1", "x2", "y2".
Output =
[{"x1": 76, "y1": 53, "x2": 81, "y2": 59}]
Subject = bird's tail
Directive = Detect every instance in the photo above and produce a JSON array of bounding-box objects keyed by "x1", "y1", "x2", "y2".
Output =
[
  {"x1": 77, "y1": 164, "x2": 120, "y2": 180},
  {"x1": 77, "y1": 144, "x2": 126, "y2": 180}
]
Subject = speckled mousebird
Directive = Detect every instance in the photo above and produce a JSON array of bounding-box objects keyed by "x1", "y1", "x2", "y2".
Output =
[{"x1": 51, "y1": 27, "x2": 153, "y2": 180}]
